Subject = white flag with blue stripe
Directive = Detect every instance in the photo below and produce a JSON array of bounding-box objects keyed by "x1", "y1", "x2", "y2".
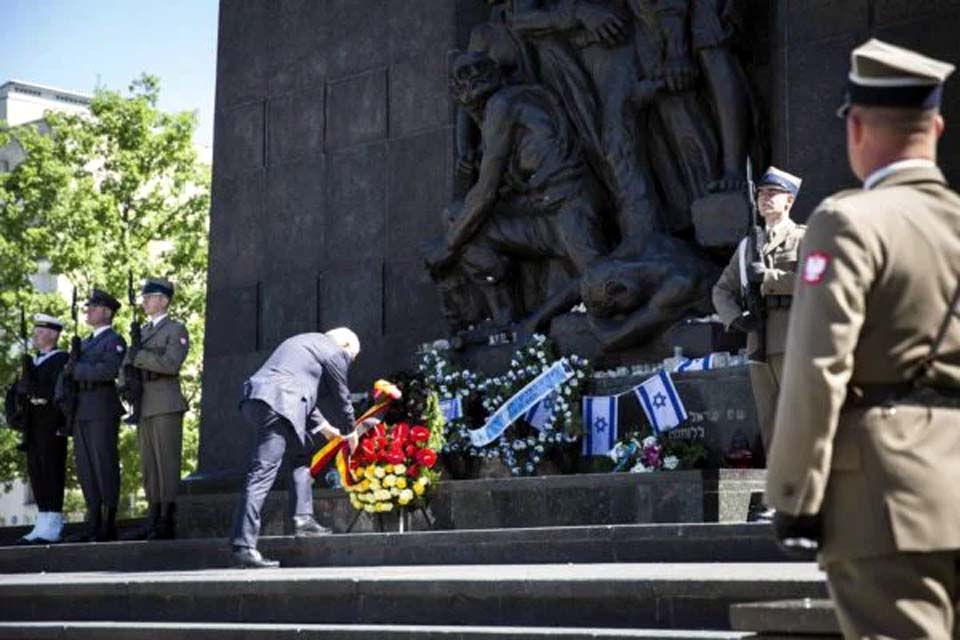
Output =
[
  {"x1": 672, "y1": 355, "x2": 714, "y2": 372},
  {"x1": 581, "y1": 395, "x2": 619, "y2": 456},
  {"x1": 439, "y1": 396, "x2": 463, "y2": 422},
  {"x1": 634, "y1": 370, "x2": 687, "y2": 434}
]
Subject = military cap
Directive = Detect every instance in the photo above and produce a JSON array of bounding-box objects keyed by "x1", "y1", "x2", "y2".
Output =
[
  {"x1": 838, "y1": 39, "x2": 955, "y2": 117},
  {"x1": 86, "y1": 288, "x2": 121, "y2": 313},
  {"x1": 758, "y1": 166, "x2": 802, "y2": 196},
  {"x1": 141, "y1": 277, "x2": 174, "y2": 299},
  {"x1": 32, "y1": 313, "x2": 63, "y2": 332}
]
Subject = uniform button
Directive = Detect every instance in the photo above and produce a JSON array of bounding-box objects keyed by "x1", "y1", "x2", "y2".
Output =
[{"x1": 782, "y1": 483, "x2": 796, "y2": 498}]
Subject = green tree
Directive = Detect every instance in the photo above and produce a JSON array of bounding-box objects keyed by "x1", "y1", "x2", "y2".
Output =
[{"x1": 0, "y1": 75, "x2": 210, "y2": 517}]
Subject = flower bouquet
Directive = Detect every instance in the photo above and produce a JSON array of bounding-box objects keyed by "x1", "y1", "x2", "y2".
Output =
[
  {"x1": 608, "y1": 433, "x2": 705, "y2": 472},
  {"x1": 345, "y1": 421, "x2": 438, "y2": 513}
]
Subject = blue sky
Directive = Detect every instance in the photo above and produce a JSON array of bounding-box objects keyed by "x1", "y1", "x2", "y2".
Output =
[{"x1": 0, "y1": 0, "x2": 219, "y2": 146}]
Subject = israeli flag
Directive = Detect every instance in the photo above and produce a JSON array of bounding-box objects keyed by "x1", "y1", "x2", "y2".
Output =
[
  {"x1": 634, "y1": 370, "x2": 687, "y2": 434},
  {"x1": 581, "y1": 395, "x2": 619, "y2": 456},
  {"x1": 439, "y1": 396, "x2": 463, "y2": 422},
  {"x1": 524, "y1": 391, "x2": 556, "y2": 430},
  {"x1": 672, "y1": 355, "x2": 714, "y2": 372}
]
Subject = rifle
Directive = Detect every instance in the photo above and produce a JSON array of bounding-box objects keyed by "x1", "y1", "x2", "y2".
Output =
[
  {"x1": 744, "y1": 158, "x2": 767, "y2": 362},
  {"x1": 7, "y1": 306, "x2": 33, "y2": 450},
  {"x1": 55, "y1": 287, "x2": 81, "y2": 437},
  {"x1": 121, "y1": 271, "x2": 143, "y2": 425}
]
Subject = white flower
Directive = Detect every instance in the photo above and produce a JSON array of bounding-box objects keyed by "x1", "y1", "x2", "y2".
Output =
[
  {"x1": 630, "y1": 462, "x2": 652, "y2": 473},
  {"x1": 663, "y1": 455, "x2": 679, "y2": 470},
  {"x1": 642, "y1": 436, "x2": 658, "y2": 448}
]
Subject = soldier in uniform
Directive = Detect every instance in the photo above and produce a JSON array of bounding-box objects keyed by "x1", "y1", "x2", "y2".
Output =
[
  {"x1": 62, "y1": 289, "x2": 127, "y2": 543},
  {"x1": 767, "y1": 40, "x2": 960, "y2": 637},
  {"x1": 121, "y1": 278, "x2": 189, "y2": 540},
  {"x1": 230, "y1": 328, "x2": 369, "y2": 569},
  {"x1": 7, "y1": 314, "x2": 69, "y2": 544},
  {"x1": 712, "y1": 166, "x2": 806, "y2": 455}
]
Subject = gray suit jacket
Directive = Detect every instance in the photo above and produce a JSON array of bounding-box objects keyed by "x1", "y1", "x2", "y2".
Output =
[
  {"x1": 242, "y1": 333, "x2": 355, "y2": 443},
  {"x1": 73, "y1": 327, "x2": 127, "y2": 421}
]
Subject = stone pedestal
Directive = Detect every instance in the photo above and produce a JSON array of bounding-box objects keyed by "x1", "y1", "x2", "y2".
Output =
[{"x1": 178, "y1": 468, "x2": 765, "y2": 538}]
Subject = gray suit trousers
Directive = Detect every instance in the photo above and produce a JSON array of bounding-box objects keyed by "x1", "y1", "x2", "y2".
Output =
[
  {"x1": 138, "y1": 412, "x2": 183, "y2": 503},
  {"x1": 230, "y1": 399, "x2": 314, "y2": 549},
  {"x1": 74, "y1": 418, "x2": 120, "y2": 510}
]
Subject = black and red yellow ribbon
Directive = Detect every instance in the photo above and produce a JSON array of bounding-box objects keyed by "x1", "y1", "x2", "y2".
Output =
[{"x1": 309, "y1": 379, "x2": 401, "y2": 484}]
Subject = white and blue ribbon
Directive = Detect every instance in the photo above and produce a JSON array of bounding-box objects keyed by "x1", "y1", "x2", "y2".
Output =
[
  {"x1": 524, "y1": 391, "x2": 557, "y2": 431},
  {"x1": 672, "y1": 355, "x2": 714, "y2": 372},
  {"x1": 469, "y1": 360, "x2": 574, "y2": 447},
  {"x1": 633, "y1": 369, "x2": 687, "y2": 434}
]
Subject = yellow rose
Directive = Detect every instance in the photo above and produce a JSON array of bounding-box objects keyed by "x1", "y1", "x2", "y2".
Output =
[
  {"x1": 374, "y1": 466, "x2": 386, "y2": 478},
  {"x1": 383, "y1": 474, "x2": 397, "y2": 487},
  {"x1": 364, "y1": 504, "x2": 375, "y2": 513},
  {"x1": 396, "y1": 478, "x2": 407, "y2": 489},
  {"x1": 390, "y1": 487, "x2": 400, "y2": 496},
  {"x1": 413, "y1": 483, "x2": 425, "y2": 496},
  {"x1": 394, "y1": 464, "x2": 407, "y2": 475},
  {"x1": 385, "y1": 464, "x2": 394, "y2": 473},
  {"x1": 399, "y1": 489, "x2": 414, "y2": 504},
  {"x1": 369, "y1": 479, "x2": 381, "y2": 491},
  {"x1": 364, "y1": 466, "x2": 376, "y2": 480},
  {"x1": 374, "y1": 489, "x2": 391, "y2": 501}
]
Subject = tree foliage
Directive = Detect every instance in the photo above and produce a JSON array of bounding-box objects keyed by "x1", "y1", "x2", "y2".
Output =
[{"x1": 0, "y1": 75, "x2": 210, "y2": 517}]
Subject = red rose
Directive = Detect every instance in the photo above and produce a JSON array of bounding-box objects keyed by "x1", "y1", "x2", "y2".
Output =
[
  {"x1": 361, "y1": 439, "x2": 377, "y2": 458},
  {"x1": 385, "y1": 451, "x2": 404, "y2": 465},
  {"x1": 410, "y1": 426, "x2": 430, "y2": 443},
  {"x1": 416, "y1": 448, "x2": 437, "y2": 468},
  {"x1": 404, "y1": 444, "x2": 417, "y2": 457},
  {"x1": 393, "y1": 422, "x2": 410, "y2": 443},
  {"x1": 406, "y1": 463, "x2": 421, "y2": 478}
]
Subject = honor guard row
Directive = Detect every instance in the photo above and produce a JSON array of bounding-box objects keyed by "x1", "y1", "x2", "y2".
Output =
[{"x1": 5, "y1": 277, "x2": 189, "y2": 544}]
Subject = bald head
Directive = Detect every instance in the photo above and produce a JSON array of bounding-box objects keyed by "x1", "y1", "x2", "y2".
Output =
[{"x1": 325, "y1": 327, "x2": 360, "y2": 361}]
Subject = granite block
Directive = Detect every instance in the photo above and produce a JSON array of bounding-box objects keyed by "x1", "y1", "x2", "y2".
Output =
[
  {"x1": 318, "y1": 263, "x2": 383, "y2": 342},
  {"x1": 214, "y1": 101, "x2": 265, "y2": 180},
  {"x1": 324, "y1": 142, "x2": 387, "y2": 263},
  {"x1": 267, "y1": 87, "x2": 325, "y2": 165},
  {"x1": 386, "y1": 128, "x2": 450, "y2": 254},
  {"x1": 258, "y1": 272, "x2": 320, "y2": 351},
  {"x1": 326, "y1": 69, "x2": 388, "y2": 150},
  {"x1": 202, "y1": 286, "x2": 259, "y2": 357},
  {"x1": 207, "y1": 170, "x2": 264, "y2": 290},
  {"x1": 262, "y1": 158, "x2": 326, "y2": 276},
  {"x1": 389, "y1": 52, "x2": 452, "y2": 137}
]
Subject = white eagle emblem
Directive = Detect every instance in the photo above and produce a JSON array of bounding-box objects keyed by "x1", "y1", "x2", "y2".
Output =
[{"x1": 803, "y1": 251, "x2": 830, "y2": 284}]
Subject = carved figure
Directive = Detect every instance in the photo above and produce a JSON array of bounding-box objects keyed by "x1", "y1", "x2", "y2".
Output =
[{"x1": 426, "y1": 52, "x2": 609, "y2": 329}]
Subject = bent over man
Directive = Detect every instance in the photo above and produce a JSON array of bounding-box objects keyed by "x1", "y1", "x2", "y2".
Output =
[{"x1": 230, "y1": 328, "x2": 367, "y2": 568}]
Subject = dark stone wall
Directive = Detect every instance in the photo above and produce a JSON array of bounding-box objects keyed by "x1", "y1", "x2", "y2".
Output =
[
  {"x1": 197, "y1": 0, "x2": 960, "y2": 480},
  {"x1": 198, "y1": 0, "x2": 488, "y2": 478},
  {"x1": 765, "y1": 0, "x2": 960, "y2": 221}
]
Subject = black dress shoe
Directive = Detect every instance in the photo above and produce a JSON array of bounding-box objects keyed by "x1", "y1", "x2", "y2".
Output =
[
  {"x1": 293, "y1": 515, "x2": 332, "y2": 537},
  {"x1": 231, "y1": 546, "x2": 280, "y2": 569}
]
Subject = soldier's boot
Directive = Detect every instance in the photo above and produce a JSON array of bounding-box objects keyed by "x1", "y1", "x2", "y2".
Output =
[
  {"x1": 96, "y1": 506, "x2": 118, "y2": 542},
  {"x1": 153, "y1": 502, "x2": 177, "y2": 540},
  {"x1": 121, "y1": 503, "x2": 160, "y2": 541},
  {"x1": 65, "y1": 508, "x2": 102, "y2": 543}
]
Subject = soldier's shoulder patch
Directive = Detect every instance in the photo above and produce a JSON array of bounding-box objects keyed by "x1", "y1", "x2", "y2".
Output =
[{"x1": 802, "y1": 251, "x2": 830, "y2": 284}]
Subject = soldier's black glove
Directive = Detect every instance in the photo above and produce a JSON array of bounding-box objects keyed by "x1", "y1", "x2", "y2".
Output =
[
  {"x1": 773, "y1": 511, "x2": 822, "y2": 558},
  {"x1": 730, "y1": 312, "x2": 761, "y2": 334},
  {"x1": 747, "y1": 261, "x2": 766, "y2": 284}
]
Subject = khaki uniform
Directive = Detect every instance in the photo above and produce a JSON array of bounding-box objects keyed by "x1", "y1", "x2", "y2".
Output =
[
  {"x1": 712, "y1": 217, "x2": 806, "y2": 449},
  {"x1": 124, "y1": 316, "x2": 189, "y2": 502},
  {"x1": 766, "y1": 166, "x2": 960, "y2": 637}
]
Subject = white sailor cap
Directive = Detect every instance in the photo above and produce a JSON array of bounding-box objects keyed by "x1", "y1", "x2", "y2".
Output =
[
  {"x1": 33, "y1": 313, "x2": 64, "y2": 331},
  {"x1": 838, "y1": 39, "x2": 955, "y2": 117},
  {"x1": 757, "y1": 166, "x2": 802, "y2": 196}
]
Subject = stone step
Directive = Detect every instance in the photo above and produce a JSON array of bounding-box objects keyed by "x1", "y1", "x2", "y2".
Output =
[
  {"x1": 0, "y1": 523, "x2": 798, "y2": 574},
  {"x1": 0, "y1": 621, "x2": 755, "y2": 640},
  {"x1": 730, "y1": 599, "x2": 841, "y2": 637},
  {"x1": 0, "y1": 563, "x2": 827, "y2": 630}
]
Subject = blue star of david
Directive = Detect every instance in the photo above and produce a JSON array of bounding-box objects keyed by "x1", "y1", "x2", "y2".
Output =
[
  {"x1": 652, "y1": 393, "x2": 667, "y2": 409},
  {"x1": 593, "y1": 416, "x2": 607, "y2": 432}
]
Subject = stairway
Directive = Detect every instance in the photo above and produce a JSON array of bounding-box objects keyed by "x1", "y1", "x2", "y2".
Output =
[{"x1": 0, "y1": 523, "x2": 838, "y2": 639}]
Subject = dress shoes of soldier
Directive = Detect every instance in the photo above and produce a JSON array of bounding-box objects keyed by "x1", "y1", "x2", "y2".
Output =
[
  {"x1": 293, "y1": 515, "x2": 331, "y2": 537},
  {"x1": 231, "y1": 546, "x2": 280, "y2": 569}
]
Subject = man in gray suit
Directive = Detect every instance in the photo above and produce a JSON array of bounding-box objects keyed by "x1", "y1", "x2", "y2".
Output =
[
  {"x1": 61, "y1": 289, "x2": 127, "y2": 542},
  {"x1": 230, "y1": 328, "x2": 366, "y2": 568}
]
